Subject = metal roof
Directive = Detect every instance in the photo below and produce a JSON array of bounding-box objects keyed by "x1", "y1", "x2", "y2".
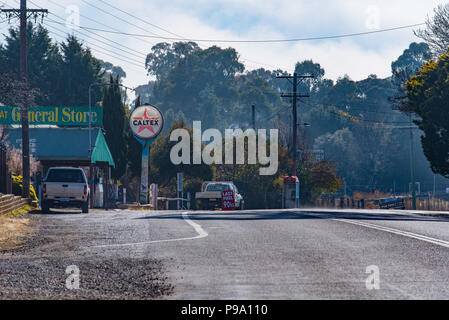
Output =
[
  {"x1": 4, "y1": 127, "x2": 115, "y2": 167},
  {"x1": 91, "y1": 129, "x2": 115, "y2": 167}
]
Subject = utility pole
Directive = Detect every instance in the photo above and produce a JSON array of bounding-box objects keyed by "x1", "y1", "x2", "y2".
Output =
[
  {"x1": 394, "y1": 120, "x2": 418, "y2": 210},
  {"x1": 1, "y1": 1, "x2": 47, "y2": 198},
  {"x1": 433, "y1": 173, "x2": 436, "y2": 197},
  {"x1": 409, "y1": 120, "x2": 416, "y2": 210},
  {"x1": 276, "y1": 73, "x2": 314, "y2": 177},
  {"x1": 251, "y1": 105, "x2": 256, "y2": 129}
]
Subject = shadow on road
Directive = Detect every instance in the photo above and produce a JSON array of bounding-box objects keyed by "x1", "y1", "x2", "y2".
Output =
[
  {"x1": 136, "y1": 210, "x2": 448, "y2": 223},
  {"x1": 32, "y1": 209, "x2": 84, "y2": 215}
]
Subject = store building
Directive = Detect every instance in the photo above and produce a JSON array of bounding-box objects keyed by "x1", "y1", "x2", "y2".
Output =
[{"x1": 4, "y1": 126, "x2": 115, "y2": 209}]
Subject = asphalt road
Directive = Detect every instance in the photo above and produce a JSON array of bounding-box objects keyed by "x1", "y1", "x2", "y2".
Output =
[{"x1": 4, "y1": 208, "x2": 449, "y2": 299}]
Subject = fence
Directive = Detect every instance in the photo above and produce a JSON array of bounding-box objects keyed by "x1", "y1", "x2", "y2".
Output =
[
  {"x1": 315, "y1": 197, "x2": 366, "y2": 209},
  {"x1": 316, "y1": 194, "x2": 449, "y2": 212},
  {"x1": 405, "y1": 196, "x2": 449, "y2": 211}
]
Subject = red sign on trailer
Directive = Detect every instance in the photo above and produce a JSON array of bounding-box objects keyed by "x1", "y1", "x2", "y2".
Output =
[{"x1": 221, "y1": 190, "x2": 235, "y2": 211}]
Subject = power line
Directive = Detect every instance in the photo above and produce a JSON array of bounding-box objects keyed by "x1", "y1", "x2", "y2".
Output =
[
  {"x1": 299, "y1": 99, "x2": 412, "y2": 125},
  {"x1": 22, "y1": 0, "x2": 147, "y2": 70},
  {"x1": 80, "y1": 0, "x2": 162, "y2": 38},
  {"x1": 24, "y1": 1, "x2": 162, "y2": 75},
  {"x1": 69, "y1": 0, "x2": 287, "y2": 71},
  {"x1": 33, "y1": 0, "x2": 423, "y2": 73},
  {"x1": 45, "y1": 16, "x2": 146, "y2": 61},
  {"x1": 48, "y1": 22, "x2": 425, "y2": 43},
  {"x1": 44, "y1": 22, "x2": 145, "y2": 69},
  {"x1": 30, "y1": 0, "x2": 291, "y2": 71},
  {"x1": 45, "y1": 16, "x2": 147, "y2": 58},
  {"x1": 43, "y1": 0, "x2": 158, "y2": 50},
  {"x1": 97, "y1": 0, "x2": 292, "y2": 71},
  {"x1": 92, "y1": 0, "x2": 285, "y2": 70},
  {"x1": 27, "y1": 0, "x2": 148, "y2": 59},
  {"x1": 345, "y1": 108, "x2": 403, "y2": 115},
  {"x1": 95, "y1": 0, "x2": 184, "y2": 39}
]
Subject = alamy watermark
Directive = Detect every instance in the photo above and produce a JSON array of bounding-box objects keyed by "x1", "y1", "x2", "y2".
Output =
[
  {"x1": 365, "y1": 5, "x2": 381, "y2": 30},
  {"x1": 65, "y1": 265, "x2": 80, "y2": 290},
  {"x1": 365, "y1": 265, "x2": 380, "y2": 290},
  {"x1": 65, "y1": 5, "x2": 80, "y2": 30},
  {"x1": 170, "y1": 121, "x2": 279, "y2": 176}
]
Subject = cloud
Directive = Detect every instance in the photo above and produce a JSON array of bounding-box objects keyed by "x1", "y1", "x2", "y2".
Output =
[{"x1": 3, "y1": 0, "x2": 447, "y2": 90}]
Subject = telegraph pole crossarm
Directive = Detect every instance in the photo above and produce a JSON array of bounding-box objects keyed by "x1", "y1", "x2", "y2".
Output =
[{"x1": 281, "y1": 93, "x2": 310, "y2": 98}]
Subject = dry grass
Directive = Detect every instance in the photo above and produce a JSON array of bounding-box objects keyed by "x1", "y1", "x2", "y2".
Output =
[{"x1": 0, "y1": 215, "x2": 33, "y2": 250}]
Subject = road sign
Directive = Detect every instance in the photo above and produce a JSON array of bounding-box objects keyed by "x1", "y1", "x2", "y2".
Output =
[
  {"x1": 129, "y1": 104, "x2": 164, "y2": 140},
  {"x1": 177, "y1": 172, "x2": 183, "y2": 192},
  {"x1": 222, "y1": 190, "x2": 235, "y2": 211},
  {"x1": 130, "y1": 104, "x2": 164, "y2": 205}
]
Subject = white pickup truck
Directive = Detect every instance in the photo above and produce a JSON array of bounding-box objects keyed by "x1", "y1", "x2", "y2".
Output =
[
  {"x1": 195, "y1": 181, "x2": 244, "y2": 210},
  {"x1": 41, "y1": 167, "x2": 90, "y2": 213}
]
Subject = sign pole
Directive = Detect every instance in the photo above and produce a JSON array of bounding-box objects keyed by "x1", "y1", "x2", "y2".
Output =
[
  {"x1": 135, "y1": 136, "x2": 156, "y2": 205},
  {"x1": 140, "y1": 140, "x2": 150, "y2": 204},
  {"x1": 129, "y1": 104, "x2": 164, "y2": 205},
  {"x1": 177, "y1": 172, "x2": 183, "y2": 210}
]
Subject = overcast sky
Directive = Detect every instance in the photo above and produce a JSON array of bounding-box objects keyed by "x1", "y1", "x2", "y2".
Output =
[{"x1": 1, "y1": 0, "x2": 447, "y2": 90}]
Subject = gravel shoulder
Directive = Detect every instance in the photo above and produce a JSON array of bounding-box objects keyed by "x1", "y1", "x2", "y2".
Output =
[{"x1": 0, "y1": 211, "x2": 173, "y2": 300}]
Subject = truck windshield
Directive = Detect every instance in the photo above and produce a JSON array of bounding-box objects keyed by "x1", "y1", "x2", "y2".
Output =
[
  {"x1": 206, "y1": 184, "x2": 230, "y2": 192},
  {"x1": 46, "y1": 169, "x2": 86, "y2": 183}
]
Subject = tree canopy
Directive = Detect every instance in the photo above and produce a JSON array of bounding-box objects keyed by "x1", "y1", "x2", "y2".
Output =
[
  {"x1": 1, "y1": 23, "x2": 445, "y2": 206},
  {"x1": 405, "y1": 53, "x2": 449, "y2": 177},
  {"x1": 415, "y1": 4, "x2": 449, "y2": 56}
]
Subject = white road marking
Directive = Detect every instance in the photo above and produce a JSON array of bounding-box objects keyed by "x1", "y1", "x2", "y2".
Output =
[
  {"x1": 91, "y1": 212, "x2": 208, "y2": 248},
  {"x1": 295, "y1": 211, "x2": 449, "y2": 249},
  {"x1": 333, "y1": 218, "x2": 449, "y2": 249}
]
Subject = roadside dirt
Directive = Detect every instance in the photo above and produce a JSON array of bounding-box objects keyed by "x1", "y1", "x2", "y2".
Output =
[
  {"x1": 0, "y1": 213, "x2": 173, "y2": 299},
  {"x1": 0, "y1": 215, "x2": 33, "y2": 251}
]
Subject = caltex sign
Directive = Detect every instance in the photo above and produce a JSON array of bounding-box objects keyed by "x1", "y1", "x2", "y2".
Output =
[
  {"x1": 129, "y1": 104, "x2": 164, "y2": 140},
  {"x1": 129, "y1": 104, "x2": 164, "y2": 205}
]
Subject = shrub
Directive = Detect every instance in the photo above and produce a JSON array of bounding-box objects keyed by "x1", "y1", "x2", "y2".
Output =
[{"x1": 12, "y1": 175, "x2": 38, "y2": 201}]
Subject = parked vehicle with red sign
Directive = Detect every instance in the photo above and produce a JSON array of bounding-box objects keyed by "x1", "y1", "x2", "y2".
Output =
[
  {"x1": 41, "y1": 167, "x2": 90, "y2": 213},
  {"x1": 195, "y1": 181, "x2": 244, "y2": 210}
]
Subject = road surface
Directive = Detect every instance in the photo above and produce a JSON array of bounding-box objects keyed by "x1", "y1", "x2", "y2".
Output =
[{"x1": 2, "y1": 208, "x2": 449, "y2": 299}]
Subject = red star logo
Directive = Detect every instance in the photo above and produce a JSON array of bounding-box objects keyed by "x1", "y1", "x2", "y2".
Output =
[
  {"x1": 137, "y1": 125, "x2": 155, "y2": 134},
  {"x1": 136, "y1": 108, "x2": 159, "y2": 134}
]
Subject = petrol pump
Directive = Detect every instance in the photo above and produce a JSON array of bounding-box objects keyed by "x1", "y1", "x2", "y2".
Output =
[{"x1": 282, "y1": 176, "x2": 300, "y2": 208}]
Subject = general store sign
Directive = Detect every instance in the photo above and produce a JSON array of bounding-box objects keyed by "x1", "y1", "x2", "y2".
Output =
[{"x1": 0, "y1": 106, "x2": 103, "y2": 126}]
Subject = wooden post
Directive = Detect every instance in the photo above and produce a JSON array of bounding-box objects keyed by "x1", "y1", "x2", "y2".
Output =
[
  {"x1": 104, "y1": 163, "x2": 109, "y2": 210},
  {"x1": 89, "y1": 163, "x2": 94, "y2": 209}
]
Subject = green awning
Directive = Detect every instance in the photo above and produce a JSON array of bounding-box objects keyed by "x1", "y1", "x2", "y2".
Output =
[{"x1": 91, "y1": 130, "x2": 115, "y2": 167}]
